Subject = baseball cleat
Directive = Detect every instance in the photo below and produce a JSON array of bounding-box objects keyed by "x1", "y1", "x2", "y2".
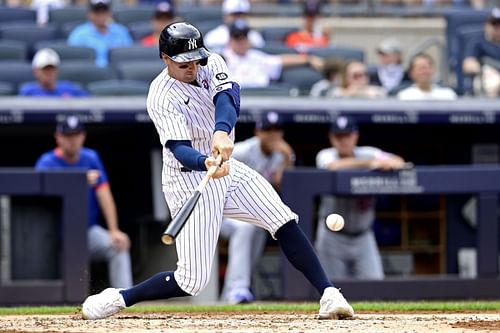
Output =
[
  {"x1": 81, "y1": 288, "x2": 126, "y2": 320},
  {"x1": 318, "y1": 287, "x2": 354, "y2": 320}
]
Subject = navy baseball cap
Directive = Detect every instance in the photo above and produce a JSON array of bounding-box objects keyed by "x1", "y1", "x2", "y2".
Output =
[
  {"x1": 155, "y1": 1, "x2": 174, "y2": 19},
  {"x1": 329, "y1": 116, "x2": 358, "y2": 134},
  {"x1": 256, "y1": 111, "x2": 283, "y2": 130},
  {"x1": 56, "y1": 115, "x2": 85, "y2": 134},
  {"x1": 229, "y1": 19, "x2": 250, "y2": 38},
  {"x1": 487, "y1": 7, "x2": 500, "y2": 24},
  {"x1": 303, "y1": 0, "x2": 321, "y2": 16},
  {"x1": 89, "y1": 0, "x2": 110, "y2": 11}
]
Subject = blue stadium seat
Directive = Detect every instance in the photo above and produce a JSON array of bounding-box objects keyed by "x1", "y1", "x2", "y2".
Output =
[
  {"x1": 58, "y1": 61, "x2": 116, "y2": 87},
  {"x1": 0, "y1": 61, "x2": 34, "y2": 91},
  {"x1": 49, "y1": 6, "x2": 87, "y2": 25},
  {"x1": 257, "y1": 42, "x2": 298, "y2": 55},
  {"x1": 0, "y1": 23, "x2": 58, "y2": 55},
  {"x1": 279, "y1": 65, "x2": 323, "y2": 95},
  {"x1": 240, "y1": 84, "x2": 294, "y2": 97},
  {"x1": 127, "y1": 21, "x2": 153, "y2": 42},
  {"x1": 0, "y1": 7, "x2": 36, "y2": 23},
  {"x1": 108, "y1": 46, "x2": 158, "y2": 68},
  {"x1": 195, "y1": 20, "x2": 222, "y2": 36},
  {"x1": 116, "y1": 60, "x2": 164, "y2": 83},
  {"x1": 176, "y1": 5, "x2": 222, "y2": 24},
  {"x1": 60, "y1": 21, "x2": 83, "y2": 39},
  {"x1": 0, "y1": 40, "x2": 28, "y2": 61},
  {"x1": 87, "y1": 79, "x2": 149, "y2": 96},
  {"x1": 113, "y1": 6, "x2": 155, "y2": 26},
  {"x1": 34, "y1": 41, "x2": 96, "y2": 62},
  {"x1": 259, "y1": 26, "x2": 299, "y2": 43},
  {"x1": 308, "y1": 46, "x2": 364, "y2": 62},
  {"x1": 0, "y1": 82, "x2": 15, "y2": 96}
]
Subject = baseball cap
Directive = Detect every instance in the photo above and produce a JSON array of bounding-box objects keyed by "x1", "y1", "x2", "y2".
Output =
[
  {"x1": 154, "y1": 1, "x2": 174, "y2": 19},
  {"x1": 256, "y1": 111, "x2": 283, "y2": 130},
  {"x1": 32, "y1": 48, "x2": 60, "y2": 69},
  {"x1": 376, "y1": 38, "x2": 402, "y2": 55},
  {"x1": 89, "y1": 0, "x2": 110, "y2": 11},
  {"x1": 229, "y1": 19, "x2": 250, "y2": 38},
  {"x1": 223, "y1": 0, "x2": 250, "y2": 15},
  {"x1": 56, "y1": 115, "x2": 85, "y2": 134},
  {"x1": 329, "y1": 116, "x2": 358, "y2": 134},
  {"x1": 303, "y1": 0, "x2": 321, "y2": 16},
  {"x1": 487, "y1": 7, "x2": 500, "y2": 24}
]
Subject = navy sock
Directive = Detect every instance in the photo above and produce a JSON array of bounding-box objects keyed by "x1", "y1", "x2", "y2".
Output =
[
  {"x1": 120, "y1": 271, "x2": 189, "y2": 307},
  {"x1": 275, "y1": 220, "x2": 333, "y2": 294}
]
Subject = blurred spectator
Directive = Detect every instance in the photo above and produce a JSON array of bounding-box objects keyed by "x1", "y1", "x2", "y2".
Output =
[
  {"x1": 331, "y1": 60, "x2": 387, "y2": 98},
  {"x1": 462, "y1": 7, "x2": 500, "y2": 97},
  {"x1": 398, "y1": 53, "x2": 457, "y2": 100},
  {"x1": 31, "y1": 0, "x2": 65, "y2": 26},
  {"x1": 67, "y1": 0, "x2": 133, "y2": 67},
  {"x1": 141, "y1": 1, "x2": 177, "y2": 47},
  {"x1": 19, "y1": 48, "x2": 89, "y2": 97},
  {"x1": 204, "y1": 0, "x2": 265, "y2": 53},
  {"x1": 220, "y1": 111, "x2": 294, "y2": 304},
  {"x1": 370, "y1": 38, "x2": 410, "y2": 94},
  {"x1": 310, "y1": 57, "x2": 344, "y2": 97},
  {"x1": 36, "y1": 115, "x2": 133, "y2": 289},
  {"x1": 222, "y1": 19, "x2": 323, "y2": 88},
  {"x1": 315, "y1": 116, "x2": 406, "y2": 280},
  {"x1": 285, "y1": 0, "x2": 330, "y2": 53}
]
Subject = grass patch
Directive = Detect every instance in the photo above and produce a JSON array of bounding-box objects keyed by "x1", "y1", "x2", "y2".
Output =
[{"x1": 0, "y1": 301, "x2": 499, "y2": 316}]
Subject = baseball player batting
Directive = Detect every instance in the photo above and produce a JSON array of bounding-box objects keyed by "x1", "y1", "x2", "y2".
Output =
[{"x1": 81, "y1": 21, "x2": 354, "y2": 320}]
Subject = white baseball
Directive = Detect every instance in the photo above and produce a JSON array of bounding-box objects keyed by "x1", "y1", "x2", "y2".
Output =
[{"x1": 326, "y1": 214, "x2": 344, "y2": 231}]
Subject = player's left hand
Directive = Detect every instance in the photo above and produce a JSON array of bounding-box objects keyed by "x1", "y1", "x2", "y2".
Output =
[
  {"x1": 212, "y1": 130, "x2": 234, "y2": 162},
  {"x1": 205, "y1": 154, "x2": 230, "y2": 179},
  {"x1": 109, "y1": 230, "x2": 130, "y2": 252}
]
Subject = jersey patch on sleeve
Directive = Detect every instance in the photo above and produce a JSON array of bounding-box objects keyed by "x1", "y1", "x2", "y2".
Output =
[
  {"x1": 215, "y1": 82, "x2": 232, "y2": 92},
  {"x1": 215, "y1": 72, "x2": 228, "y2": 80}
]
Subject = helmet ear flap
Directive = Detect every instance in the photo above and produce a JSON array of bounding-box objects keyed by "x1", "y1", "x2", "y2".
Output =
[{"x1": 199, "y1": 58, "x2": 208, "y2": 66}]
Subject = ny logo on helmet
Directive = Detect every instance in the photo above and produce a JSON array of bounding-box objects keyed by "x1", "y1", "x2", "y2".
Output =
[{"x1": 187, "y1": 38, "x2": 197, "y2": 50}]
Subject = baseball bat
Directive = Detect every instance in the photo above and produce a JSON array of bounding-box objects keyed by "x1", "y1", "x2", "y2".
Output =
[{"x1": 161, "y1": 161, "x2": 220, "y2": 245}]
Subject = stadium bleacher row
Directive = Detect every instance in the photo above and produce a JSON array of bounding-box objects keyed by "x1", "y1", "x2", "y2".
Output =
[{"x1": 0, "y1": 4, "x2": 496, "y2": 96}]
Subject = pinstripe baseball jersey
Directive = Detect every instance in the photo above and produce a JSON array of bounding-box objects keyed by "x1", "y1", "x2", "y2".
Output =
[{"x1": 146, "y1": 53, "x2": 297, "y2": 296}]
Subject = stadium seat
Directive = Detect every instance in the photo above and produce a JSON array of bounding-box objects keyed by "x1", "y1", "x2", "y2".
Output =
[
  {"x1": 257, "y1": 42, "x2": 298, "y2": 55},
  {"x1": 0, "y1": 61, "x2": 34, "y2": 91},
  {"x1": 34, "y1": 42, "x2": 96, "y2": 62},
  {"x1": 60, "y1": 21, "x2": 83, "y2": 39},
  {"x1": 195, "y1": 20, "x2": 222, "y2": 36},
  {"x1": 108, "y1": 46, "x2": 158, "y2": 68},
  {"x1": 58, "y1": 61, "x2": 116, "y2": 87},
  {"x1": 0, "y1": 82, "x2": 15, "y2": 96},
  {"x1": 279, "y1": 65, "x2": 323, "y2": 95},
  {"x1": 0, "y1": 23, "x2": 58, "y2": 55},
  {"x1": 176, "y1": 5, "x2": 222, "y2": 24},
  {"x1": 127, "y1": 21, "x2": 153, "y2": 42},
  {"x1": 259, "y1": 26, "x2": 299, "y2": 43},
  {"x1": 116, "y1": 61, "x2": 164, "y2": 83},
  {"x1": 240, "y1": 84, "x2": 295, "y2": 97},
  {"x1": 308, "y1": 46, "x2": 365, "y2": 62},
  {"x1": 87, "y1": 79, "x2": 149, "y2": 96},
  {"x1": 0, "y1": 40, "x2": 28, "y2": 61},
  {"x1": 113, "y1": 6, "x2": 155, "y2": 26},
  {"x1": 49, "y1": 6, "x2": 87, "y2": 25},
  {"x1": 0, "y1": 7, "x2": 36, "y2": 23}
]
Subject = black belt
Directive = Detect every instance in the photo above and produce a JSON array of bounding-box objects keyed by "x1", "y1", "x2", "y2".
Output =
[{"x1": 180, "y1": 167, "x2": 192, "y2": 172}]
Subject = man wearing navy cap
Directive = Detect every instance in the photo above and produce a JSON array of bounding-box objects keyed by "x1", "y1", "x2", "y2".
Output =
[
  {"x1": 219, "y1": 111, "x2": 295, "y2": 304},
  {"x1": 315, "y1": 116, "x2": 406, "y2": 280},
  {"x1": 35, "y1": 115, "x2": 133, "y2": 289},
  {"x1": 463, "y1": 7, "x2": 500, "y2": 97},
  {"x1": 141, "y1": 1, "x2": 177, "y2": 47},
  {"x1": 68, "y1": 0, "x2": 133, "y2": 67}
]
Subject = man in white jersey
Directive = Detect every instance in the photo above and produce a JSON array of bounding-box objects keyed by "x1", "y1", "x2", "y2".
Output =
[
  {"x1": 220, "y1": 111, "x2": 295, "y2": 304},
  {"x1": 82, "y1": 22, "x2": 353, "y2": 320},
  {"x1": 315, "y1": 116, "x2": 406, "y2": 280}
]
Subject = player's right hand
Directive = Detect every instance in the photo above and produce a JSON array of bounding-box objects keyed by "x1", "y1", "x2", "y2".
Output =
[{"x1": 212, "y1": 130, "x2": 234, "y2": 162}]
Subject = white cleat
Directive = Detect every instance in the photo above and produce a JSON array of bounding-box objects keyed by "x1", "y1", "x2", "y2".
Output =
[
  {"x1": 81, "y1": 288, "x2": 126, "y2": 320},
  {"x1": 318, "y1": 287, "x2": 354, "y2": 320}
]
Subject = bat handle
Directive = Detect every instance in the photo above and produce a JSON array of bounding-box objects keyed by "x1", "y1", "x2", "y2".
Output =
[{"x1": 161, "y1": 234, "x2": 174, "y2": 245}]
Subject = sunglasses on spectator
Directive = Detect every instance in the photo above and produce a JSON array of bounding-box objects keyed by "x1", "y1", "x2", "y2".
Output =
[{"x1": 350, "y1": 71, "x2": 368, "y2": 79}]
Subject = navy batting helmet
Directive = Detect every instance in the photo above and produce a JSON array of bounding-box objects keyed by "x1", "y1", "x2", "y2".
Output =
[{"x1": 159, "y1": 22, "x2": 210, "y2": 65}]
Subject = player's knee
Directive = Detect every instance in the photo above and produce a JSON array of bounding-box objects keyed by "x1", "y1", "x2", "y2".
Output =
[{"x1": 175, "y1": 268, "x2": 212, "y2": 296}]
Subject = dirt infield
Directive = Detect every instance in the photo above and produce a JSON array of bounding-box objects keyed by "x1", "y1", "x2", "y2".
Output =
[{"x1": 0, "y1": 312, "x2": 499, "y2": 333}]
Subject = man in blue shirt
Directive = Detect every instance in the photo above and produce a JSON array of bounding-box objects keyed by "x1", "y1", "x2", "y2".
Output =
[
  {"x1": 19, "y1": 48, "x2": 88, "y2": 97},
  {"x1": 35, "y1": 115, "x2": 133, "y2": 289},
  {"x1": 67, "y1": 0, "x2": 133, "y2": 67}
]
